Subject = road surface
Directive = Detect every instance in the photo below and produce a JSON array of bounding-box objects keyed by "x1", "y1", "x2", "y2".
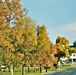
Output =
[{"x1": 45, "y1": 68, "x2": 76, "y2": 75}]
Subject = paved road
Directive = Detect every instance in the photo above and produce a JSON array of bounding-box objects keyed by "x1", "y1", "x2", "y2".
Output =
[{"x1": 45, "y1": 68, "x2": 76, "y2": 75}]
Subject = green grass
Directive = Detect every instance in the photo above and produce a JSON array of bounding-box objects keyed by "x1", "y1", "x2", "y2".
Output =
[
  {"x1": 58, "y1": 64, "x2": 76, "y2": 69},
  {"x1": 0, "y1": 71, "x2": 49, "y2": 75},
  {"x1": 0, "y1": 71, "x2": 11, "y2": 75},
  {"x1": 0, "y1": 68, "x2": 54, "y2": 75},
  {"x1": 0, "y1": 65, "x2": 76, "y2": 75}
]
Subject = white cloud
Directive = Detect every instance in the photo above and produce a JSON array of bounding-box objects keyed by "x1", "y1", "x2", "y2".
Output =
[
  {"x1": 43, "y1": 0, "x2": 64, "y2": 2},
  {"x1": 58, "y1": 22, "x2": 76, "y2": 32},
  {"x1": 49, "y1": 21, "x2": 76, "y2": 44}
]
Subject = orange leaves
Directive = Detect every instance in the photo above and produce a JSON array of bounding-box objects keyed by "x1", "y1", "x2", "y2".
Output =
[
  {"x1": 37, "y1": 25, "x2": 50, "y2": 51},
  {"x1": 17, "y1": 52, "x2": 24, "y2": 58},
  {"x1": 23, "y1": 17, "x2": 37, "y2": 47},
  {"x1": 0, "y1": 0, "x2": 27, "y2": 66},
  {"x1": 56, "y1": 36, "x2": 69, "y2": 57},
  {"x1": 10, "y1": 28, "x2": 24, "y2": 44},
  {"x1": 0, "y1": 1, "x2": 10, "y2": 16},
  {"x1": 0, "y1": 0, "x2": 27, "y2": 29},
  {"x1": 0, "y1": 16, "x2": 3, "y2": 23},
  {"x1": 0, "y1": 30, "x2": 10, "y2": 46},
  {"x1": 56, "y1": 36, "x2": 69, "y2": 45},
  {"x1": 44, "y1": 44, "x2": 58, "y2": 67},
  {"x1": 23, "y1": 42, "x2": 29, "y2": 47}
]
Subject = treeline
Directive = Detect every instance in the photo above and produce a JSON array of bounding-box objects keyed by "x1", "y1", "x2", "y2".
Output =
[{"x1": 0, "y1": 0, "x2": 75, "y2": 75}]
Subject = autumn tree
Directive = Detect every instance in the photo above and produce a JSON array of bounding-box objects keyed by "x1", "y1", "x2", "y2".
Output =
[
  {"x1": 43, "y1": 43, "x2": 58, "y2": 71},
  {"x1": 19, "y1": 16, "x2": 37, "y2": 75},
  {"x1": 0, "y1": 1, "x2": 37, "y2": 75},
  {"x1": 0, "y1": 0, "x2": 27, "y2": 75},
  {"x1": 55, "y1": 36, "x2": 69, "y2": 61},
  {"x1": 36, "y1": 25, "x2": 51, "y2": 73},
  {"x1": 0, "y1": 0, "x2": 28, "y2": 29},
  {"x1": 45, "y1": 44, "x2": 58, "y2": 67},
  {"x1": 0, "y1": 27, "x2": 25, "y2": 75}
]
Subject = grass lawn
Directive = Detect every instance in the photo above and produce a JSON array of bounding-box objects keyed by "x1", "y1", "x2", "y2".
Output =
[
  {"x1": 0, "y1": 65, "x2": 76, "y2": 75},
  {"x1": 0, "y1": 70, "x2": 53, "y2": 75},
  {"x1": 0, "y1": 71, "x2": 54, "y2": 75}
]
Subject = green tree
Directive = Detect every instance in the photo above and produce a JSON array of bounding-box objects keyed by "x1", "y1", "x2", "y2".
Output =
[
  {"x1": 73, "y1": 41, "x2": 76, "y2": 48},
  {"x1": 69, "y1": 41, "x2": 76, "y2": 56}
]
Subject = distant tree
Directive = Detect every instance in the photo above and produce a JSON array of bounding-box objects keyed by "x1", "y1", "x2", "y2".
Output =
[
  {"x1": 69, "y1": 41, "x2": 76, "y2": 55},
  {"x1": 55, "y1": 36, "x2": 69, "y2": 60},
  {"x1": 73, "y1": 41, "x2": 76, "y2": 48}
]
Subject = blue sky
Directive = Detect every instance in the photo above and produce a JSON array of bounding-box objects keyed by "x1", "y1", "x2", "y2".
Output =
[{"x1": 20, "y1": 0, "x2": 76, "y2": 45}]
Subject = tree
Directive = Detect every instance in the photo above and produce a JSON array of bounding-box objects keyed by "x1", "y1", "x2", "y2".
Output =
[
  {"x1": 69, "y1": 41, "x2": 76, "y2": 56},
  {"x1": 0, "y1": 0, "x2": 27, "y2": 75},
  {"x1": 73, "y1": 41, "x2": 76, "y2": 48},
  {"x1": 36, "y1": 25, "x2": 51, "y2": 73},
  {"x1": 55, "y1": 36, "x2": 69, "y2": 60},
  {"x1": 20, "y1": 16, "x2": 37, "y2": 75},
  {"x1": 45, "y1": 44, "x2": 58, "y2": 68},
  {"x1": 0, "y1": 28, "x2": 25, "y2": 75},
  {"x1": 0, "y1": 0, "x2": 27, "y2": 29}
]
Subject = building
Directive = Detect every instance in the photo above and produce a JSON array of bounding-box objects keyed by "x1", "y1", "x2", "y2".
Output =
[
  {"x1": 69, "y1": 52, "x2": 76, "y2": 64},
  {"x1": 59, "y1": 52, "x2": 76, "y2": 66}
]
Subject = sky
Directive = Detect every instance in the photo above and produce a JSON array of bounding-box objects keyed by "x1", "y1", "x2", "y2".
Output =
[{"x1": 20, "y1": 0, "x2": 76, "y2": 45}]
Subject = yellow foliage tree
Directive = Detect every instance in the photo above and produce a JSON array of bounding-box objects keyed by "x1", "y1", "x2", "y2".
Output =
[{"x1": 56, "y1": 36, "x2": 69, "y2": 59}]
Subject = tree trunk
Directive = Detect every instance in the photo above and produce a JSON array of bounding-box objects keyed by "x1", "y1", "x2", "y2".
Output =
[
  {"x1": 34, "y1": 67, "x2": 36, "y2": 73},
  {"x1": 28, "y1": 66, "x2": 30, "y2": 73},
  {"x1": 39, "y1": 64, "x2": 42, "y2": 73},
  {"x1": 45, "y1": 64, "x2": 48, "y2": 72},
  {"x1": 21, "y1": 64, "x2": 25, "y2": 75},
  {"x1": 10, "y1": 64, "x2": 13, "y2": 75},
  {"x1": 45, "y1": 68, "x2": 47, "y2": 72}
]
